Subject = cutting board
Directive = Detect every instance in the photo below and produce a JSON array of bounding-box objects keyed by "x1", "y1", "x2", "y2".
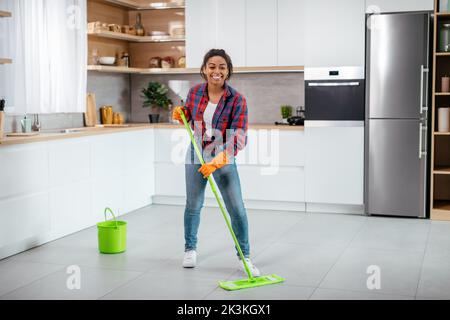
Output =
[
  {"x1": 7, "y1": 132, "x2": 40, "y2": 137},
  {"x1": 0, "y1": 111, "x2": 4, "y2": 139},
  {"x1": 85, "y1": 93, "x2": 98, "y2": 127}
]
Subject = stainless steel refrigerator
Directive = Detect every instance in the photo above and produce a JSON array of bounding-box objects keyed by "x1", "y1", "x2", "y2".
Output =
[{"x1": 365, "y1": 12, "x2": 431, "y2": 218}]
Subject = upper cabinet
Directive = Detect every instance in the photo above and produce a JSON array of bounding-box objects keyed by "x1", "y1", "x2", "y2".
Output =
[
  {"x1": 216, "y1": 0, "x2": 246, "y2": 67},
  {"x1": 186, "y1": 0, "x2": 306, "y2": 68},
  {"x1": 246, "y1": 0, "x2": 277, "y2": 67},
  {"x1": 304, "y1": 0, "x2": 366, "y2": 68},
  {"x1": 365, "y1": 0, "x2": 434, "y2": 13},
  {"x1": 185, "y1": 0, "x2": 216, "y2": 68},
  {"x1": 278, "y1": 0, "x2": 306, "y2": 67}
]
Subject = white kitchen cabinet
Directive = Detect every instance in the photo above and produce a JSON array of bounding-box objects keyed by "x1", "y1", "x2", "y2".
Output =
[
  {"x1": 49, "y1": 180, "x2": 93, "y2": 237},
  {"x1": 278, "y1": 0, "x2": 306, "y2": 66},
  {"x1": 365, "y1": 0, "x2": 434, "y2": 13},
  {"x1": 91, "y1": 133, "x2": 125, "y2": 180},
  {"x1": 186, "y1": 0, "x2": 305, "y2": 67},
  {"x1": 0, "y1": 128, "x2": 156, "y2": 260},
  {"x1": 305, "y1": 125, "x2": 364, "y2": 205},
  {"x1": 304, "y1": 0, "x2": 366, "y2": 68},
  {"x1": 246, "y1": 0, "x2": 277, "y2": 67},
  {"x1": 186, "y1": 0, "x2": 217, "y2": 68},
  {"x1": 48, "y1": 138, "x2": 90, "y2": 187},
  {"x1": 0, "y1": 192, "x2": 50, "y2": 248},
  {"x1": 216, "y1": 0, "x2": 246, "y2": 67},
  {"x1": 0, "y1": 143, "x2": 49, "y2": 198},
  {"x1": 155, "y1": 162, "x2": 186, "y2": 197},
  {"x1": 239, "y1": 166, "x2": 305, "y2": 202},
  {"x1": 236, "y1": 129, "x2": 305, "y2": 167}
]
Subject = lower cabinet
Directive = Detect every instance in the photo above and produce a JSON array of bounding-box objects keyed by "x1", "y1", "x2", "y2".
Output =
[
  {"x1": 0, "y1": 129, "x2": 155, "y2": 260},
  {"x1": 153, "y1": 128, "x2": 306, "y2": 207},
  {"x1": 305, "y1": 125, "x2": 364, "y2": 205}
]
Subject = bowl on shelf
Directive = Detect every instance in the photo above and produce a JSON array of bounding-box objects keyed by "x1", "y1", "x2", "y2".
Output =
[{"x1": 99, "y1": 57, "x2": 116, "y2": 65}]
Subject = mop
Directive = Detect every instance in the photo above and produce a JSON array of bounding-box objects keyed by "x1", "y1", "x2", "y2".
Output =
[{"x1": 179, "y1": 110, "x2": 285, "y2": 291}]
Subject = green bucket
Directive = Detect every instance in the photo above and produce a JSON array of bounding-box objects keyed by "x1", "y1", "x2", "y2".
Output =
[{"x1": 97, "y1": 207, "x2": 127, "y2": 254}]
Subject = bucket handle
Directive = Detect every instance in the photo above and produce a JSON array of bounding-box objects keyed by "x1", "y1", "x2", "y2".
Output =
[{"x1": 104, "y1": 207, "x2": 118, "y2": 229}]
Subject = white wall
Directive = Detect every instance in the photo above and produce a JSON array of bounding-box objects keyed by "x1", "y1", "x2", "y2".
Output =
[{"x1": 365, "y1": 0, "x2": 434, "y2": 13}]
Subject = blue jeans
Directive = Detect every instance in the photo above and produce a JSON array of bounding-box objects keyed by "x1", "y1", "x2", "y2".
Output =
[{"x1": 184, "y1": 147, "x2": 250, "y2": 258}]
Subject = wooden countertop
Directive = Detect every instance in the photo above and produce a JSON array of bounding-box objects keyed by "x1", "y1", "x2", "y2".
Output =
[{"x1": 0, "y1": 123, "x2": 304, "y2": 147}]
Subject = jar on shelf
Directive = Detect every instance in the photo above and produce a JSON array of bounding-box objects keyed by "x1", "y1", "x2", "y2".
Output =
[
  {"x1": 120, "y1": 52, "x2": 130, "y2": 67},
  {"x1": 439, "y1": 23, "x2": 450, "y2": 52},
  {"x1": 135, "y1": 13, "x2": 145, "y2": 37}
]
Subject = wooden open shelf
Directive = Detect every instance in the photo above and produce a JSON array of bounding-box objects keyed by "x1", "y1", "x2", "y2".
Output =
[
  {"x1": 0, "y1": 10, "x2": 11, "y2": 17},
  {"x1": 88, "y1": 30, "x2": 185, "y2": 43},
  {"x1": 87, "y1": 65, "x2": 305, "y2": 74},
  {"x1": 0, "y1": 58, "x2": 12, "y2": 64},
  {"x1": 430, "y1": 0, "x2": 450, "y2": 220},
  {"x1": 432, "y1": 200, "x2": 450, "y2": 220},
  {"x1": 88, "y1": 0, "x2": 186, "y2": 69},
  {"x1": 103, "y1": 0, "x2": 184, "y2": 10},
  {"x1": 434, "y1": 166, "x2": 450, "y2": 174}
]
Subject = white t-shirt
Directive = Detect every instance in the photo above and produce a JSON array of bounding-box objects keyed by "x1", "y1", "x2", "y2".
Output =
[{"x1": 203, "y1": 101, "x2": 218, "y2": 137}]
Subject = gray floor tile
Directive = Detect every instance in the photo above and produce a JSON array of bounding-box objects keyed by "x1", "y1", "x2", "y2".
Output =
[
  {"x1": 0, "y1": 260, "x2": 64, "y2": 297},
  {"x1": 100, "y1": 271, "x2": 218, "y2": 300},
  {"x1": 349, "y1": 217, "x2": 430, "y2": 253},
  {"x1": 0, "y1": 267, "x2": 142, "y2": 300},
  {"x1": 3, "y1": 204, "x2": 450, "y2": 300},
  {"x1": 249, "y1": 242, "x2": 346, "y2": 287},
  {"x1": 278, "y1": 212, "x2": 367, "y2": 247},
  {"x1": 319, "y1": 247, "x2": 423, "y2": 297},
  {"x1": 426, "y1": 221, "x2": 450, "y2": 257},
  {"x1": 205, "y1": 283, "x2": 314, "y2": 300},
  {"x1": 310, "y1": 288, "x2": 414, "y2": 300},
  {"x1": 416, "y1": 250, "x2": 450, "y2": 299}
]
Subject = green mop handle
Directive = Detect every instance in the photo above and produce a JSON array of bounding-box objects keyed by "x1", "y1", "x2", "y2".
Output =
[{"x1": 179, "y1": 111, "x2": 254, "y2": 281}]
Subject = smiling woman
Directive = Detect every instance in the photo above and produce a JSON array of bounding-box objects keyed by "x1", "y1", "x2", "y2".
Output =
[
  {"x1": 171, "y1": 48, "x2": 260, "y2": 277},
  {"x1": 0, "y1": 0, "x2": 87, "y2": 114}
]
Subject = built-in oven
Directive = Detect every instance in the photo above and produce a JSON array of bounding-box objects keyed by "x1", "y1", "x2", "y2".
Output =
[{"x1": 305, "y1": 66, "x2": 365, "y2": 121}]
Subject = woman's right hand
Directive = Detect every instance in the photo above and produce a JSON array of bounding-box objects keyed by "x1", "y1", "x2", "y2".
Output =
[{"x1": 172, "y1": 106, "x2": 188, "y2": 124}]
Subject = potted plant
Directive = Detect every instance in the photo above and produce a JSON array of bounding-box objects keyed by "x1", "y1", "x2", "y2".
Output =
[
  {"x1": 141, "y1": 82, "x2": 173, "y2": 123},
  {"x1": 280, "y1": 105, "x2": 293, "y2": 124}
]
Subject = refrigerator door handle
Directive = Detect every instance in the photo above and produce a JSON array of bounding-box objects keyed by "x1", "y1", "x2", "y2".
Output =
[
  {"x1": 420, "y1": 65, "x2": 429, "y2": 114},
  {"x1": 419, "y1": 122, "x2": 428, "y2": 159}
]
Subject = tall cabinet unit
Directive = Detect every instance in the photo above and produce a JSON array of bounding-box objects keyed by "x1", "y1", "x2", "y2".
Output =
[{"x1": 431, "y1": 0, "x2": 450, "y2": 220}]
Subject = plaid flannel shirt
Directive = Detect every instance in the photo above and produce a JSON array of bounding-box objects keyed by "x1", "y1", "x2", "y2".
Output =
[{"x1": 183, "y1": 82, "x2": 248, "y2": 158}]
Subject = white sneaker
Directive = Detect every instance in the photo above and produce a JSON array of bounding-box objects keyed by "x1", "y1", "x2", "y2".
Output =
[
  {"x1": 182, "y1": 250, "x2": 197, "y2": 268},
  {"x1": 239, "y1": 258, "x2": 260, "y2": 277}
]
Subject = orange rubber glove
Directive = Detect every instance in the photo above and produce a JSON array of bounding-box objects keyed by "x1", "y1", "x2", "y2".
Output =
[
  {"x1": 172, "y1": 106, "x2": 188, "y2": 124},
  {"x1": 198, "y1": 151, "x2": 229, "y2": 178}
]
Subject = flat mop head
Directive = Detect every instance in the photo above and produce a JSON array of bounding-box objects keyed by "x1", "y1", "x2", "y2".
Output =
[{"x1": 219, "y1": 274, "x2": 285, "y2": 291}]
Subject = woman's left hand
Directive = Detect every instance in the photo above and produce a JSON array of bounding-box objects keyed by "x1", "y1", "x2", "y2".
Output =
[{"x1": 198, "y1": 151, "x2": 229, "y2": 179}]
